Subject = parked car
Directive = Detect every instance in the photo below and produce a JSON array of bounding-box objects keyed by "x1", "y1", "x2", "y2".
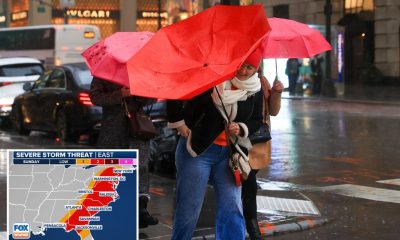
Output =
[
  {"x1": 0, "y1": 57, "x2": 44, "y2": 124},
  {"x1": 10, "y1": 62, "x2": 102, "y2": 142}
]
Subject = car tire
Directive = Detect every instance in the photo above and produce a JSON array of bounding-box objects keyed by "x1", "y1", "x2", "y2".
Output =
[
  {"x1": 12, "y1": 107, "x2": 30, "y2": 135},
  {"x1": 56, "y1": 110, "x2": 77, "y2": 142}
]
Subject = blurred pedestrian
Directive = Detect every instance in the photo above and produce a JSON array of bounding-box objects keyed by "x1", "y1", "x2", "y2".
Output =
[
  {"x1": 167, "y1": 49, "x2": 264, "y2": 240},
  {"x1": 285, "y1": 58, "x2": 300, "y2": 96},
  {"x1": 311, "y1": 55, "x2": 323, "y2": 96},
  {"x1": 89, "y1": 77, "x2": 158, "y2": 228},
  {"x1": 242, "y1": 67, "x2": 283, "y2": 240}
]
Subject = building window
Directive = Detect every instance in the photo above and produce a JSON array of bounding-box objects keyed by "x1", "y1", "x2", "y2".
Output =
[
  {"x1": 137, "y1": 0, "x2": 168, "y2": 32},
  {"x1": 345, "y1": 0, "x2": 374, "y2": 14},
  {"x1": 273, "y1": 4, "x2": 289, "y2": 19}
]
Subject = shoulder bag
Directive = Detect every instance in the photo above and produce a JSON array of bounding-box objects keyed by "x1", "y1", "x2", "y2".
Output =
[
  {"x1": 249, "y1": 77, "x2": 272, "y2": 169},
  {"x1": 124, "y1": 100, "x2": 159, "y2": 140}
]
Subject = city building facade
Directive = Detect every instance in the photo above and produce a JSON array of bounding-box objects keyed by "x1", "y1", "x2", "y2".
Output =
[
  {"x1": 255, "y1": 0, "x2": 399, "y2": 84},
  {"x1": 1, "y1": 0, "x2": 399, "y2": 83}
]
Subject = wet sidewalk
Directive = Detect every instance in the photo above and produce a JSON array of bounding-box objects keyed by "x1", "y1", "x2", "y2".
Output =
[
  {"x1": 139, "y1": 175, "x2": 328, "y2": 239},
  {"x1": 283, "y1": 85, "x2": 400, "y2": 105}
]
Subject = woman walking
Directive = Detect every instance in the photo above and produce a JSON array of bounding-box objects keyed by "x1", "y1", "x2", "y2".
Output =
[{"x1": 167, "y1": 49, "x2": 264, "y2": 240}]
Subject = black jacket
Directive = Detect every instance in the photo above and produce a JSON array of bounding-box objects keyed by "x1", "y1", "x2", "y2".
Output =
[
  {"x1": 90, "y1": 77, "x2": 129, "y2": 148},
  {"x1": 167, "y1": 89, "x2": 263, "y2": 155}
]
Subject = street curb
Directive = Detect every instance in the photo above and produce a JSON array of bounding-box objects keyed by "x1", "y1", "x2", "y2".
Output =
[
  {"x1": 259, "y1": 216, "x2": 330, "y2": 237},
  {"x1": 282, "y1": 95, "x2": 400, "y2": 106}
]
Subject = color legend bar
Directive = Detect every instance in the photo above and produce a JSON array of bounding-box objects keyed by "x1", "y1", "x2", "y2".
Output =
[{"x1": 119, "y1": 159, "x2": 136, "y2": 165}]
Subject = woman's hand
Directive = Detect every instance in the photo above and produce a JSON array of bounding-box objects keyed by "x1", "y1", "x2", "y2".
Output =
[
  {"x1": 228, "y1": 122, "x2": 242, "y2": 136},
  {"x1": 272, "y1": 80, "x2": 284, "y2": 93},
  {"x1": 177, "y1": 125, "x2": 190, "y2": 138}
]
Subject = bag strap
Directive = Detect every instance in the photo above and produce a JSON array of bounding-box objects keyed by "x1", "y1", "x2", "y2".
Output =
[
  {"x1": 259, "y1": 76, "x2": 271, "y2": 128},
  {"x1": 214, "y1": 86, "x2": 246, "y2": 159},
  {"x1": 123, "y1": 99, "x2": 132, "y2": 119}
]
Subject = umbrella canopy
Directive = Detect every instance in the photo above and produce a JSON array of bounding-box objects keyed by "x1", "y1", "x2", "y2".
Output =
[
  {"x1": 82, "y1": 31, "x2": 154, "y2": 87},
  {"x1": 127, "y1": 4, "x2": 271, "y2": 100},
  {"x1": 262, "y1": 18, "x2": 332, "y2": 59}
]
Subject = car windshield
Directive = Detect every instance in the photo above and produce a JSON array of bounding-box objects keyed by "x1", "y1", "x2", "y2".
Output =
[{"x1": 0, "y1": 64, "x2": 44, "y2": 77}]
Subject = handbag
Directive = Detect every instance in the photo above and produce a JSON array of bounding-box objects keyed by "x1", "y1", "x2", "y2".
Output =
[
  {"x1": 249, "y1": 124, "x2": 271, "y2": 144},
  {"x1": 229, "y1": 151, "x2": 251, "y2": 186},
  {"x1": 248, "y1": 76, "x2": 274, "y2": 169},
  {"x1": 124, "y1": 100, "x2": 159, "y2": 140}
]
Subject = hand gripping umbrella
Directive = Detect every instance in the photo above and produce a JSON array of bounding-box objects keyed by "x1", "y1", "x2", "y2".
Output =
[
  {"x1": 127, "y1": 4, "x2": 271, "y2": 100},
  {"x1": 82, "y1": 31, "x2": 154, "y2": 87}
]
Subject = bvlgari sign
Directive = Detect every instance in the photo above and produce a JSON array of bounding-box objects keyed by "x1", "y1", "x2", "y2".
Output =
[
  {"x1": 53, "y1": 9, "x2": 119, "y2": 19},
  {"x1": 67, "y1": 9, "x2": 110, "y2": 18}
]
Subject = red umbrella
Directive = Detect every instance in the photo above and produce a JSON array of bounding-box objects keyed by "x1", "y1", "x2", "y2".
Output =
[
  {"x1": 127, "y1": 5, "x2": 271, "y2": 100},
  {"x1": 82, "y1": 31, "x2": 154, "y2": 87},
  {"x1": 262, "y1": 18, "x2": 332, "y2": 58}
]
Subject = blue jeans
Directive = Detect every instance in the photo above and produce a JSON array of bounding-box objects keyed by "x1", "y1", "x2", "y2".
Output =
[{"x1": 171, "y1": 138, "x2": 245, "y2": 240}]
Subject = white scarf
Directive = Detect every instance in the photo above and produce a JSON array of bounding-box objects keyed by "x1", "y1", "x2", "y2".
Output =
[
  {"x1": 211, "y1": 73, "x2": 261, "y2": 154},
  {"x1": 211, "y1": 73, "x2": 261, "y2": 122}
]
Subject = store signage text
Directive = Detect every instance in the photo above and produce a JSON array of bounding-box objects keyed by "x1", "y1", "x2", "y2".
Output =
[
  {"x1": 138, "y1": 11, "x2": 168, "y2": 19},
  {"x1": 11, "y1": 11, "x2": 28, "y2": 21},
  {"x1": 67, "y1": 10, "x2": 111, "y2": 18}
]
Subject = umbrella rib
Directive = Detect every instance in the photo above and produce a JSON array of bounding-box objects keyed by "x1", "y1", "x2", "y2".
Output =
[{"x1": 300, "y1": 35, "x2": 313, "y2": 58}]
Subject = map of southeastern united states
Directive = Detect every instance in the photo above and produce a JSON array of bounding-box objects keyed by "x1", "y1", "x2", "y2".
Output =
[{"x1": 61, "y1": 167, "x2": 122, "y2": 238}]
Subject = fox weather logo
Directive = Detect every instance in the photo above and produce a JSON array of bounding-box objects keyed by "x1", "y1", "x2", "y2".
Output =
[{"x1": 12, "y1": 223, "x2": 31, "y2": 239}]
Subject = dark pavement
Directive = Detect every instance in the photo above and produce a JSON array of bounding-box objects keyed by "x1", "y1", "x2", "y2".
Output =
[{"x1": 1, "y1": 84, "x2": 400, "y2": 239}]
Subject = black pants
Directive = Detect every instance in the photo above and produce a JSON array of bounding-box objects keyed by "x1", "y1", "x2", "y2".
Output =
[
  {"x1": 242, "y1": 169, "x2": 259, "y2": 221},
  {"x1": 288, "y1": 74, "x2": 299, "y2": 95}
]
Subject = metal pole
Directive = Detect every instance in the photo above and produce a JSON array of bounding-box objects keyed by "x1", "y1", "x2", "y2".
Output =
[
  {"x1": 322, "y1": 0, "x2": 335, "y2": 97},
  {"x1": 64, "y1": 7, "x2": 68, "y2": 24},
  {"x1": 157, "y1": 0, "x2": 162, "y2": 29}
]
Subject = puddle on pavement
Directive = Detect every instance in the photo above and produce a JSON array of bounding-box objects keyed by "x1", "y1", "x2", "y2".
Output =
[
  {"x1": 257, "y1": 209, "x2": 304, "y2": 223},
  {"x1": 257, "y1": 179, "x2": 300, "y2": 191}
]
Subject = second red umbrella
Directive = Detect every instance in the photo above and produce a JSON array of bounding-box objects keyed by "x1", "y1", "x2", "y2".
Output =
[{"x1": 262, "y1": 17, "x2": 332, "y2": 59}]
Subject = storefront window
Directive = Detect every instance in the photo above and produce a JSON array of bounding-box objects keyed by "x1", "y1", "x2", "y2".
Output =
[
  {"x1": 137, "y1": 0, "x2": 168, "y2": 32},
  {"x1": 10, "y1": 0, "x2": 29, "y2": 27},
  {"x1": 345, "y1": 0, "x2": 374, "y2": 14},
  {"x1": 52, "y1": 0, "x2": 120, "y2": 38},
  {"x1": 166, "y1": 0, "x2": 204, "y2": 24},
  {"x1": 240, "y1": 0, "x2": 253, "y2": 5}
]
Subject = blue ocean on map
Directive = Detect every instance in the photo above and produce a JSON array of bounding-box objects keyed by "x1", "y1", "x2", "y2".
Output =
[{"x1": 9, "y1": 171, "x2": 137, "y2": 240}]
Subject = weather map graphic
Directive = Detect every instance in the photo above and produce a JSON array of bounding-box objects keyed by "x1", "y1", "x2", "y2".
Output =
[{"x1": 7, "y1": 150, "x2": 138, "y2": 240}]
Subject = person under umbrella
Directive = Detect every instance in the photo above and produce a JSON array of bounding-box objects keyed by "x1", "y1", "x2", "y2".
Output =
[
  {"x1": 242, "y1": 64, "x2": 284, "y2": 240},
  {"x1": 242, "y1": 17, "x2": 332, "y2": 239},
  {"x1": 167, "y1": 49, "x2": 264, "y2": 239},
  {"x1": 89, "y1": 78, "x2": 158, "y2": 228}
]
